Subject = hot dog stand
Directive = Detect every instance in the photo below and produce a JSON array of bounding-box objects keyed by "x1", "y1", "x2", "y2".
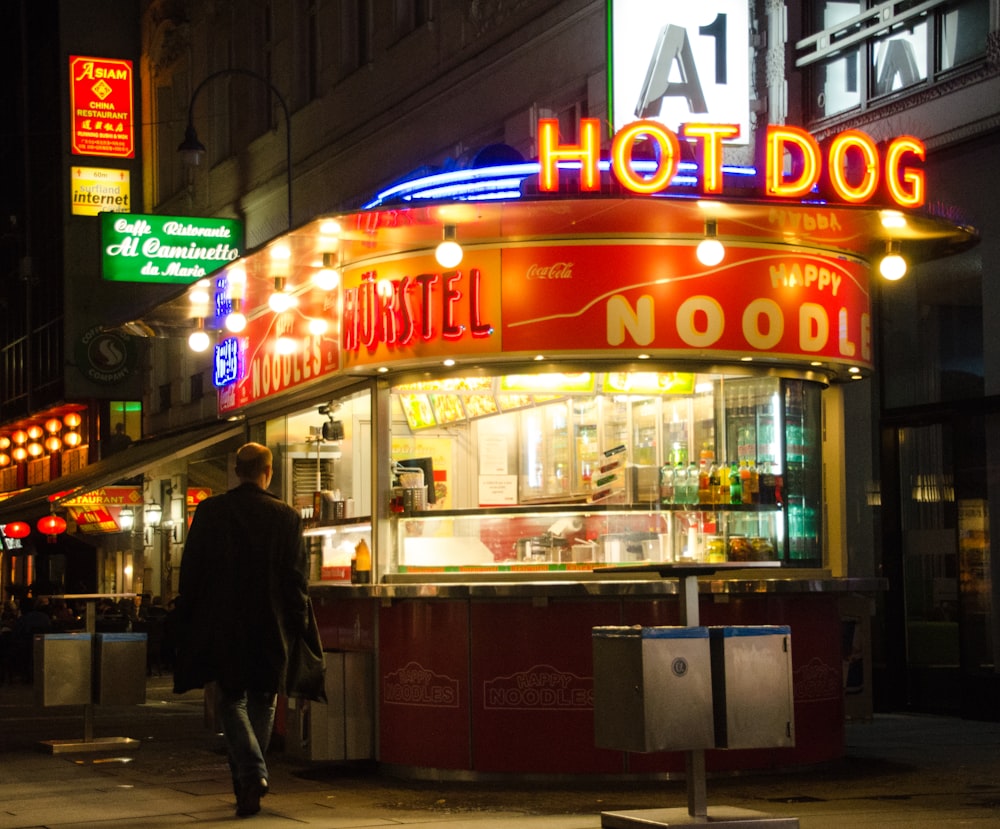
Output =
[{"x1": 190, "y1": 118, "x2": 975, "y2": 776}]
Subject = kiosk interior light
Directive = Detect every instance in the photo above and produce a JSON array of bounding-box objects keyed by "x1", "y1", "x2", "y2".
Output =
[
  {"x1": 188, "y1": 318, "x2": 211, "y2": 352},
  {"x1": 268, "y1": 278, "x2": 297, "y2": 313},
  {"x1": 314, "y1": 256, "x2": 340, "y2": 291},
  {"x1": 435, "y1": 224, "x2": 463, "y2": 268},
  {"x1": 188, "y1": 280, "x2": 211, "y2": 308},
  {"x1": 696, "y1": 219, "x2": 726, "y2": 266},
  {"x1": 275, "y1": 334, "x2": 298, "y2": 355},
  {"x1": 879, "y1": 240, "x2": 908, "y2": 281},
  {"x1": 225, "y1": 299, "x2": 247, "y2": 333}
]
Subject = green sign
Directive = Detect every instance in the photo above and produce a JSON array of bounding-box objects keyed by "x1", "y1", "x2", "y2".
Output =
[{"x1": 100, "y1": 212, "x2": 243, "y2": 283}]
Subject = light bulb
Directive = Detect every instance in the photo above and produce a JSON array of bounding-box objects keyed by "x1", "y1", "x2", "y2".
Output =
[
  {"x1": 696, "y1": 237, "x2": 725, "y2": 266},
  {"x1": 880, "y1": 253, "x2": 907, "y2": 281},
  {"x1": 226, "y1": 311, "x2": 247, "y2": 333},
  {"x1": 188, "y1": 329, "x2": 211, "y2": 352},
  {"x1": 268, "y1": 290, "x2": 296, "y2": 313},
  {"x1": 435, "y1": 240, "x2": 463, "y2": 268},
  {"x1": 275, "y1": 335, "x2": 298, "y2": 355},
  {"x1": 313, "y1": 267, "x2": 339, "y2": 291}
]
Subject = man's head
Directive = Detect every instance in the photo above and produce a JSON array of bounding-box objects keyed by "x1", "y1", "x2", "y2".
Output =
[{"x1": 234, "y1": 442, "x2": 273, "y2": 487}]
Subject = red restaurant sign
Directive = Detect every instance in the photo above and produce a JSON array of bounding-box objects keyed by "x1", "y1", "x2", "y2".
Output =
[{"x1": 70, "y1": 56, "x2": 135, "y2": 158}]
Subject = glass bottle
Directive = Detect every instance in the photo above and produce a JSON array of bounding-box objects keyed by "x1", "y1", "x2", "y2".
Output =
[
  {"x1": 660, "y1": 463, "x2": 675, "y2": 505},
  {"x1": 730, "y1": 462, "x2": 742, "y2": 504}
]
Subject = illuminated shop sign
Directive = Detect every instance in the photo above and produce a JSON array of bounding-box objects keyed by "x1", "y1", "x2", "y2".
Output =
[
  {"x1": 69, "y1": 55, "x2": 135, "y2": 159},
  {"x1": 336, "y1": 241, "x2": 872, "y2": 374},
  {"x1": 610, "y1": 1, "x2": 751, "y2": 143},
  {"x1": 500, "y1": 243, "x2": 872, "y2": 368},
  {"x1": 71, "y1": 166, "x2": 130, "y2": 216},
  {"x1": 340, "y1": 252, "x2": 504, "y2": 372},
  {"x1": 539, "y1": 119, "x2": 926, "y2": 208},
  {"x1": 216, "y1": 307, "x2": 340, "y2": 413},
  {"x1": 213, "y1": 337, "x2": 244, "y2": 388},
  {"x1": 100, "y1": 213, "x2": 244, "y2": 283}
]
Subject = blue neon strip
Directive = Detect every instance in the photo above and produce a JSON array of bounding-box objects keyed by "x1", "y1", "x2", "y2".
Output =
[{"x1": 365, "y1": 160, "x2": 759, "y2": 207}]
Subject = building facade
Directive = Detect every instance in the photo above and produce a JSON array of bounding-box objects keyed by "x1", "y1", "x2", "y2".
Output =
[{"x1": 0, "y1": 0, "x2": 997, "y2": 721}]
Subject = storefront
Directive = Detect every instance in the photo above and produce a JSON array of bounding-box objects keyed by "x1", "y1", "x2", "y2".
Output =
[
  {"x1": 6, "y1": 116, "x2": 968, "y2": 774},
  {"x1": 173, "y1": 117, "x2": 975, "y2": 777}
]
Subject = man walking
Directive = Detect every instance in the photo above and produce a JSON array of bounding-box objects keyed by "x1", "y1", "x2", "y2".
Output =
[{"x1": 173, "y1": 442, "x2": 323, "y2": 817}]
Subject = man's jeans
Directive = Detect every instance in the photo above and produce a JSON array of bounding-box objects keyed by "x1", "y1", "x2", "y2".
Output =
[{"x1": 217, "y1": 687, "x2": 277, "y2": 790}]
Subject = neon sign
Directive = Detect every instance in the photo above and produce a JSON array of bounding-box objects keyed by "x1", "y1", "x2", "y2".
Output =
[
  {"x1": 342, "y1": 268, "x2": 493, "y2": 352},
  {"x1": 538, "y1": 118, "x2": 926, "y2": 208}
]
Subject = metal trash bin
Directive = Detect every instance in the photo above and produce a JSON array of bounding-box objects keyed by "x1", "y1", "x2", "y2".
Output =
[
  {"x1": 593, "y1": 626, "x2": 714, "y2": 752},
  {"x1": 709, "y1": 625, "x2": 794, "y2": 749},
  {"x1": 95, "y1": 632, "x2": 147, "y2": 705},
  {"x1": 34, "y1": 633, "x2": 92, "y2": 707}
]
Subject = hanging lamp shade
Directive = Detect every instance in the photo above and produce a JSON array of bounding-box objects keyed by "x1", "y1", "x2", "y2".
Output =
[
  {"x1": 3, "y1": 520, "x2": 31, "y2": 539},
  {"x1": 37, "y1": 514, "x2": 67, "y2": 542}
]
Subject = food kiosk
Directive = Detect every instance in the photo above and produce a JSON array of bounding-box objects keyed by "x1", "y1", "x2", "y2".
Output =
[{"x1": 200, "y1": 118, "x2": 976, "y2": 776}]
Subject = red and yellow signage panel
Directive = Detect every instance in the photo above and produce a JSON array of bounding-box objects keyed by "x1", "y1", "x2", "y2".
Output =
[
  {"x1": 70, "y1": 56, "x2": 134, "y2": 158},
  {"x1": 340, "y1": 251, "x2": 503, "y2": 370},
  {"x1": 500, "y1": 244, "x2": 872, "y2": 369}
]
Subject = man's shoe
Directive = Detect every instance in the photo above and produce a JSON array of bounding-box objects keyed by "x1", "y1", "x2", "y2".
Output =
[{"x1": 236, "y1": 778, "x2": 268, "y2": 817}]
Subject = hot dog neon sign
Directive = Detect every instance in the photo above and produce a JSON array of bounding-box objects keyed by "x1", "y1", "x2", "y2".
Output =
[{"x1": 538, "y1": 118, "x2": 926, "y2": 208}]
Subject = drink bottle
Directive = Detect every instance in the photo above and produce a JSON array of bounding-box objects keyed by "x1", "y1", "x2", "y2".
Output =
[
  {"x1": 730, "y1": 462, "x2": 742, "y2": 504},
  {"x1": 353, "y1": 538, "x2": 372, "y2": 584},
  {"x1": 672, "y1": 463, "x2": 686, "y2": 504},
  {"x1": 698, "y1": 462, "x2": 711, "y2": 504},
  {"x1": 683, "y1": 463, "x2": 697, "y2": 503},
  {"x1": 659, "y1": 463, "x2": 675, "y2": 505}
]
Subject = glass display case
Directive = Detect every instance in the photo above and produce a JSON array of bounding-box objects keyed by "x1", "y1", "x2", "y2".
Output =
[
  {"x1": 383, "y1": 369, "x2": 824, "y2": 574},
  {"x1": 389, "y1": 504, "x2": 784, "y2": 577},
  {"x1": 303, "y1": 518, "x2": 373, "y2": 583}
]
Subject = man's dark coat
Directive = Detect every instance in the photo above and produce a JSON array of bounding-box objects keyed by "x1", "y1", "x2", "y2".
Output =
[{"x1": 173, "y1": 482, "x2": 319, "y2": 696}]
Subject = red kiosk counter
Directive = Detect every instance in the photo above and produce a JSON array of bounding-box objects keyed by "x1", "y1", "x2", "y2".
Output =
[
  {"x1": 310, "y1": 573, "x2": 882, "y2": 777},
  {"x1": 196, "y1": 119, "x2": 974, "y2": 777}
]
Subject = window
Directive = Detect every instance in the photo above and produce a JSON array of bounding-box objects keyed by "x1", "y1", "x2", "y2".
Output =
[
  {"x1": 394, "y1": 0, "x2": 431, "y2": 40},
  {"x1": 798, "y1": 0, "x2": 987, "y2": 122},
  {"x1": 342, "y1": 0, "x2": 372, "y2": 72},
  {"x1": 158, "y1": 383, "x2": 172, "y2": 414}
]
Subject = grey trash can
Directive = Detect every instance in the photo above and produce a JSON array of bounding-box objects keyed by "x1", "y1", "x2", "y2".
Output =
[
  {"x1": 593, "y1": 626, "x2": 714, "y2": 752},
  {"x1": 95, "y1": 632, "x2": 147, "y2": 705},
  {"x1": 34, "y1": 633, "x2": 93, "y2": 707},
  {"x1": 709, "y1": 625, "x2": 794, "y2": 749}
]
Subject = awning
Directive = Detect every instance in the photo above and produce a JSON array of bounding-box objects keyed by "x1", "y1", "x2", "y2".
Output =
[{"x1": 0, "y1": 420, "x2": 244, "y2": 524}]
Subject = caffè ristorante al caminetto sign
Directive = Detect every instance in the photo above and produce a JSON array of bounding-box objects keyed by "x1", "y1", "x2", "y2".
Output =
[{"x1": 99, "y1": 212, "x2": 244, "y2": 284}]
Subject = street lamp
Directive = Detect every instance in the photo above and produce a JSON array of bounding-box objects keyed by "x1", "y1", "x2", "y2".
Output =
[{"x1": 178, "y1": 68, "x2": 293, "y2": 230}]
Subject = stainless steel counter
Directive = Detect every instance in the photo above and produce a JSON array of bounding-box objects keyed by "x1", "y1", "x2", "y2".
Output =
[{"x1": 309, "y1": 572, "x2": 886, "y2": 600}]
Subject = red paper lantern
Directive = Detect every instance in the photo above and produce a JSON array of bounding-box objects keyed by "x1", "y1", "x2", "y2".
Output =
[
  {"x1": 3, "y1": 520, "x2": 31, "y2": 539},
  {"x1": 37, "y1": 514, "x2": 67, "y2": 542}
]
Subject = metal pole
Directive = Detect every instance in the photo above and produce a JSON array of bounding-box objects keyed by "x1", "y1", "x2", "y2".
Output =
[{"x1": 185, "y1": 68, "x2": 293, "y2": 230}]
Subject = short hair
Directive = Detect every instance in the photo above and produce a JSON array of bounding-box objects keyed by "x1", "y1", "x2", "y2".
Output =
[{"x1": 234, "y1": 442, "x2": 272, "y2": 481}]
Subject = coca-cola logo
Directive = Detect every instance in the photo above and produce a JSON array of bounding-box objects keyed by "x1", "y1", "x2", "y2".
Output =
[{"x1": 526, "y1": 262, "x2": 574, "y2": 279}]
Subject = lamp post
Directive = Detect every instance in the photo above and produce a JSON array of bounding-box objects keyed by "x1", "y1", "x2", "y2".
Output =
[{"x1": 178, "y1": 68, "x2": 293, "y2": 230}]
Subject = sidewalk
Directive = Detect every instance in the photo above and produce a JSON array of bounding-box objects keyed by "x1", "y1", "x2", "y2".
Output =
[{"x1": 1, "y1": 674, "x2": 999, "y2": 828}]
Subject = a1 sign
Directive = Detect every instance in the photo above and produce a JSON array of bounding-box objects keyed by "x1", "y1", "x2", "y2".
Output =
[{"x1": 610, "y1": 0, "x2": 750, "y2": 144}]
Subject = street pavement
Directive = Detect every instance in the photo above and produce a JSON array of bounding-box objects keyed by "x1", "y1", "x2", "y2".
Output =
[{"x1": 1, "y1": 674, "x2": 999, "y2": 828}]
